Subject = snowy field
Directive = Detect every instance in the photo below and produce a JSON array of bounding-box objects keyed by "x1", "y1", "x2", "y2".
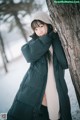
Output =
[{"x1": 0, "y1": 55, "x2": 80, "y2": 120}]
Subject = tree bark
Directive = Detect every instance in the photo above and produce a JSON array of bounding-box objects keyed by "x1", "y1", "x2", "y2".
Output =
[{"x1": 46, "y1": 0, "x2": 80, "y2": 107}]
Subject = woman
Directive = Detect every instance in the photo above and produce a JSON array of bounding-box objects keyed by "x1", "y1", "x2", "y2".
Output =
[{"x1": 7, "y1": 11, "x2": 72, "y2": 120}]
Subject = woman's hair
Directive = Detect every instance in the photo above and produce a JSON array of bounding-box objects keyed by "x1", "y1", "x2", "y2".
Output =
[
  {"x1": 31, "y1": 20, "x2": 45, "y2": 31},
  {"x1": 31, "y1": 20, "x2": 53, "y2": 63}
]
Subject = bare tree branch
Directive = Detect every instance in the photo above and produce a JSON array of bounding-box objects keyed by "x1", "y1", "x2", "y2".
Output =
[
  {"x1": 13, "y1": 12, "x2": 28, "y2": 41},
  {"x1": 0, "y1": 3, "x2": 34, "y2": 14}
]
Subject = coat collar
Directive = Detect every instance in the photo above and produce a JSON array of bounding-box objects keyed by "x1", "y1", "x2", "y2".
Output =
[{"x1": 30, "y1": 33, "x2": 38, "y2": 40}]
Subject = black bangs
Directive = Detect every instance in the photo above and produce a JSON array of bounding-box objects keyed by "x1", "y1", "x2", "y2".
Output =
[{"x1": 31, "y1": 20, "x2": 45, "y2": 31}]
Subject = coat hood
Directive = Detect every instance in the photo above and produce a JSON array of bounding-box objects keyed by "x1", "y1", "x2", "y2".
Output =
[{"x1": 31, "y1": 11, "x2": 53, "y2": 26}]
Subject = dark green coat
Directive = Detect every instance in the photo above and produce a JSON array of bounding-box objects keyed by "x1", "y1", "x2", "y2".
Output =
[{"x1": 7, "y1": 32, "x2": 72, "y2": 120}]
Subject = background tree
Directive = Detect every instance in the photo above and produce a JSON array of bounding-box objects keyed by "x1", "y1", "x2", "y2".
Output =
[
  {"x1": 0, "y1": 0, "x2": 42, "y2": 73},
  {"x1": 0, "y1": 33, "x2": 8, "y2": 72},
  {"x1": 0, "y1": 0, "x2": 42, "y2": 41},
  {"x1": 46, "y1": 0, "x2": 80, "y2": 107}
]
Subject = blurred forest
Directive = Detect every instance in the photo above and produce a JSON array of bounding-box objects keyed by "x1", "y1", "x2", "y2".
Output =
[{"x1": 0, "y1": 0, "x2": 47, "y2": 73}]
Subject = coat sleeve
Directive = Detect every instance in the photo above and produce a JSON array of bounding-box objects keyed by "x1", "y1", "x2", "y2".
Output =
[
  {"x1": 50, "y1": 32, "x2": 68, "y2": 69},
  {"x1": 21, "y1": 35, "x2": 52, "y2": 63}
]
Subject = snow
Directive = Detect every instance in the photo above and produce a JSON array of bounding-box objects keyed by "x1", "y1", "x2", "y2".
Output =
[
  {"x1": 0, "y1": 55, "x2": 30, "y2": 113},
  {"x1": 65, "y1": 70, "x2": 80, "y2": 120},
  {"x1": 0, "y1": 55, "x2": 80, "y2": 120}
]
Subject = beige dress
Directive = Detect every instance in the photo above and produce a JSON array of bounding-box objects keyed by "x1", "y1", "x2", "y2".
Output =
[{"x1": 42, "y1": 45, "x2": 60, "y2": 120}]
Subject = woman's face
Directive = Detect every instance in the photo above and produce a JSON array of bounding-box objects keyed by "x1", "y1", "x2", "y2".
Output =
[{"x1": 34, "y1": 23, "x2": 48, "y2": 37}]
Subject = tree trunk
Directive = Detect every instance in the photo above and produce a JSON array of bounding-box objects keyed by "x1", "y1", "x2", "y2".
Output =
[
  {"x1": 13, "y1": 13, "x2": 27, "y2": 41},
  {"x1": 46, "y1": 0, "x2": 80, "y2": 107},
  {"x1": 0, "y1": 33, "x2": 8, "y2": 73}
]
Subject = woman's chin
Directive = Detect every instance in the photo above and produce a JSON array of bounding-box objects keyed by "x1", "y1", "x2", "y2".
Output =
[{"x1": 39, "y1": 34, "x2": 46, "y2": 37}]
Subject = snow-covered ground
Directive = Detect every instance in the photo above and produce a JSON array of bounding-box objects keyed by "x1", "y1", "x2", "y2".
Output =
[
  {"x1": 0, "y1": 55, "x2": 30, "y2": 113},
  {"x1": 65, "y1": 70, "x2": 80, "y2": 120},
  {"x1": 0, "y1": 55, "x2": 80, "y2": 120}
]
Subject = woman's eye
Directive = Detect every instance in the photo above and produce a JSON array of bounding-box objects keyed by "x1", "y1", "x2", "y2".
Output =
[{"x1": 40, "y1": 25, "x2": 43, "y2": 27}]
